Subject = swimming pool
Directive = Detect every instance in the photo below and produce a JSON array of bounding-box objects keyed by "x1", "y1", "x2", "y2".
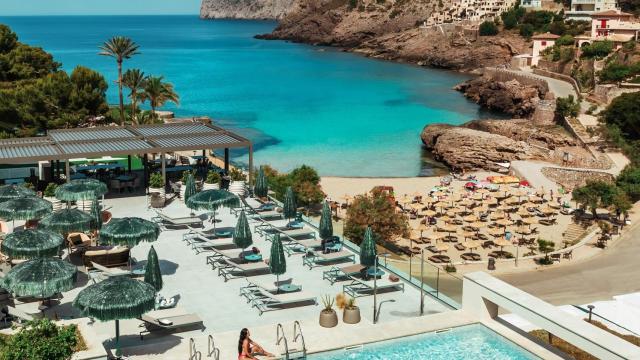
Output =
[{"x1": 308, "y1": 324, "x2": 540, "y2": 360}]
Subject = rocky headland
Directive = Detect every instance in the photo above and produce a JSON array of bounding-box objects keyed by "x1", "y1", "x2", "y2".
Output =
[{"x1": 200, "y1": 0, "x2": 295, "y2": 19}]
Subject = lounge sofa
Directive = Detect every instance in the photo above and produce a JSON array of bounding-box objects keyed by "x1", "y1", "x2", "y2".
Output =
[{"x1": 83, "y1": 246, "x2": 130, "y2": 268}]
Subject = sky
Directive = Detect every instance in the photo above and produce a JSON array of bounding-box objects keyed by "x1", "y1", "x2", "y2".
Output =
[{"x1": 0, "y1": 0, "x2": 201, "y2": 16}]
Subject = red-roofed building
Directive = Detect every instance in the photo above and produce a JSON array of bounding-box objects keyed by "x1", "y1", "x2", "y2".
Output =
[
  {"x1": 590, "y1": 10, "x2": 640, "y2": 41},
  {"x1": 531, "y1": 33, "x2": 560, "y2": 66}
]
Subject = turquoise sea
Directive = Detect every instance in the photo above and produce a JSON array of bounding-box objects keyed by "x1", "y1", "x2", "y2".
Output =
[{"x1": 0, "y1": 15, "x2": 495, "y2": 177}]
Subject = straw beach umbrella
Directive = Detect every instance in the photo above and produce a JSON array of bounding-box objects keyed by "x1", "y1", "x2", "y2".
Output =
[
  {"x1": 283, "y1": 187, "x2": 297, "y2": 223},
  {"x1": 186, "y1": 189, "x2": 239, "y2": 229},
  {"x1": 269, "y1": 234, "x2": 287, "y2": 289},
  {"x1": 1, "y1": 229, "x2": 64, "y2": 259},
  {"x1": 183, "y1": 172, "x2": 197, "y2": 204},
  {"x1": 0, "y1": 197, "x2": 52, "y2": 221},
  {"x1": 143, "y1": 246, "x2": 162, "y2": 292},
  {"x1": 233, "y1": 211, "x2": 253, "y2": 250},
  {"x1": 100, "y1": 217, "x2": 160, "y2": 247},
  {"x1": 0, "y1": 184, "x2": 35, "y2": 203},
  {"x1": 55, "y1": 179, "x2": 107, "y2": 201},
  {"x1": 319, "y1": 201, "x2": 333, "y2": 240},
  {"x1": 254, "y1": 166, "x2": 269, "y2": 199},
  {"x1": 360, "y1": 227, "x2": 377, "y2": 267},
  {"x1": 73, "y1": 276, "x2": 155, "y2": 357},
  {"x1": 3, "y1": 257, "x2": 76, "y2": 298},
  {"x1": 40, "y1": 208, "x2": 92, "y2": 233}
]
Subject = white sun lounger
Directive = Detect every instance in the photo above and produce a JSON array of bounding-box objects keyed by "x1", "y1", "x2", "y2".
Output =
[
  {"x1": 205, "y1": 248, "x2": 247, "y2": 268},
  {"x1": 152, "y1": 210, "x2": 203, "y2": 230},
  {"x1": 252, "y1": 288, "x2": 317, "y2": 315},
  {"x1": 89, "y1": 262, "x2": 132, "y2": 279},
  {"x1": 218, "y1": 258, "x2": 271, "y2": 282},
  {"x1": 342, "y1": 276, "x2": 405, "y2": 298},
  {"x1": 322, "y1": 264, "x2": 366, "y2": 285},
  {"x1": 240, "y1": 276, "x2": 294, "y2": 301},
  {"x1": 139, "y1": 307, "x2": 203, "y2": 339},
  {"x1": 192, "y1": 238, "x2": 237, "y2": 254},
  {"x1": 302, "y1": 250, "x2": 355, "y2": 269}
]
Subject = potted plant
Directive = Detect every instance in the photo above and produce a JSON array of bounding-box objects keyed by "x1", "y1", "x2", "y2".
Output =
[
  {"x1": 319, "y1": 294, "x2": 338, "y2": 328},
  {"x1": 43, "y1": 183, "x2": 62, "y2": 211},
  {"x1": 228, "y1": 168, "x2": 247, "y2": 197},
  {"x1": 203, "y1": 170, "x2": 221, "y2": 190},
  {"x1": 336, "y1": 293, "x2": 360, "y2": 324},
  {"x1": 149, "y1": 173, "x2": 165, "y2": 200}
]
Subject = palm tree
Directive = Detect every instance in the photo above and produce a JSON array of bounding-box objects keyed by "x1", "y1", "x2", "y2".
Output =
[
  {"x1": 99, "y1": 37, "x2": 140, "y2": 125},
  {"x1": 122, "y1": 69, "x2": 145, "y2": 124},
  {"x1": 141, "y1": 76, "x2": 179, "y2": 123}
]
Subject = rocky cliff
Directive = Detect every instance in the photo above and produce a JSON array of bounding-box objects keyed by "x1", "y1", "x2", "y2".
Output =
[
  {"x1": 257, "y1": 0, "x2": 530, "y2": 71},
  {"x1": 200, "y1": 0, "x2": 295, "y2": 19}
]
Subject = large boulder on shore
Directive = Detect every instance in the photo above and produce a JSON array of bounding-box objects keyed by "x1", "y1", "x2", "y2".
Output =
[
  {"x1": 420, "y1": 124, "x2": 544, "y2": 171},
  {"x1": 464, "y1": 119, "x2": 578, "y2": 149}
]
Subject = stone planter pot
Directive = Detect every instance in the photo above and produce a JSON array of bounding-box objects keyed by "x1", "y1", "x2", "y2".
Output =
[
  {"x1": 44, "y1": 197, "x2": 62, "y2": 212},
  {"x1": 342, "y1": 307, "x2": 361, "y2": 324},
  {"x1": 149, "y1": 187, "x2": 165, "y2": 197},
  {"x1": 149, "y1": 193, "x2": 165, "y2": 208},
  {"x1": 319, "y1": 310, "x2": 338, "y2": 328},
  {"x1": 203, "y1": 183, "x2": 220, "y2": 191},
  {"x1": 228, "y1": 181, "x2": 246, "y2": 197}
]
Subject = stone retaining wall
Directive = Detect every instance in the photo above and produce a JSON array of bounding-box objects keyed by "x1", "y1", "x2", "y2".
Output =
[
  {"x1": 541, "y1": 167, "x2": 614, "y2": 191},
  {"x1": 484, "y1": 68, "x2": 550, "y2": 93},
  {"x1": 532, "y1": 68, "x2": 582, "y2": 97}
]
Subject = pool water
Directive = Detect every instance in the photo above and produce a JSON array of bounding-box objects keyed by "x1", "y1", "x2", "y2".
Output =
[{"x1": 308, "y1": 324, "x2": 540, "y2": 360}]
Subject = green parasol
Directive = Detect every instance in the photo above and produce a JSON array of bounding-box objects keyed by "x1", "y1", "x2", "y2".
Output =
[
  {"x1": 283, "y1": 186, "x2": 297, "y2": 222},
  {"x1": 90, "y1": 198, "x2": 102, "y2": 231},
  {"x1": 143, "y1": 246, "x2": 162, "y2": 292},
  {"x1": 55, "y1": 179, "x2": 108, "y2": 201},
  {"x1": 0, "y1": 197, "x2": 52, "y2": 221},
  {"x1": 184, "y1": 172, "x2": 197, "y2": 204},
  {"x1": 186, "y1": 189, "x2": 239, "y2": 229},
  {"x1": 233, "y1": 211, "x2": 253, "y2": 249},
  {"x1": 319, "y1": 200, "x2": 333, "y2": 240},
  {"x1": 253, "y1": 166, "x2": 268, "y2": 198},
  {"x1": 3, "y1": 257, "x2": 76, "y2": 298},
  {"x1": 0, "y1": 184, "x2": 36, "y2": 202},
  {"x1": 1, "y1": 229, "x2": 64, "y2": 259},
  {"x1": 269, "y1": 233, "x2": 287, "y2": 288},
  {"x1": 360, "y1": 226, "x2": 377, "y2": 267},
  {"x1": 99, "y1": 217, "x2": 160, "y2": 247},
  {"x1": 40, "y1": 208, "x2": 92, "y2": 233},
  {"x1": 73, "y1": 276, "x2": 156, "y2": 356}
]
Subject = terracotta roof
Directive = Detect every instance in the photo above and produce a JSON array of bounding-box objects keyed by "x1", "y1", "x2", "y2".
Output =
[
  {"x1": 531, "y1": 32, "x2": 561, "y2": 39},
  {"x1": 591, "y1": 10, "x2": 633, "y2": 17}
]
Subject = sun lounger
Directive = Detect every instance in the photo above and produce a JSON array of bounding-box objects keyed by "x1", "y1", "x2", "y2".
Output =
[
  {"x1": 428, "y1": 255, "x2": 451, "y2": 263},
  {"x1": 342, "y1": 276, "x2": 404, "y2": 298},
  {"x1": 192, "y1": 238, "x2": 237, "y2": 254},
  {"x1": 152, "y1": 210, "x2": 203, "y2": 230},
  {"x1": 89, "y1": 262, "x2": 132, "y2": 278},
  {"x1": 139, "y1": 307, "x2": 203, "y2": 339},
  {"x1": 302, "y1": 250, "x2": 355, "y2": 269},
  {"x1": 460, "y1": 253, "x2": 481, "y2": 261},
  {"x1": 251, "y1": 288, "x2": 317, "y2": 315},
  {"x1": 322, "y1": 264, "x2": 366, "y2": 285},
  {"x1": 205, "y1": 248, "x2": 247, "y2": 268},
  {"x1": 7, "y1": 306, "x2": 35, "y2": 324},
  {"x1": 240, "y1": 276, "x2": 294, "y2": 302},
  {"x1": 218, "y1": 258, "x2": 270, "y2": 282}
]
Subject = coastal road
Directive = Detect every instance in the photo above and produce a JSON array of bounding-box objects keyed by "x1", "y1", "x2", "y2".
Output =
[
  {"x1": 497, "y1": 68, "x2": 577, "y2": 99},
  {"x1": 498, "y1": 218, "x2": 640, "y2": 305}
]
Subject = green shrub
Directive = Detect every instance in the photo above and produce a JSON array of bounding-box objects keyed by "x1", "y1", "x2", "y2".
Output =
[
  {"x1": 537, "y1": 239, "x2": 555, "y2": 264},
  {"x1": 598, "y1": 62, "x2": 632, "y2": 83},
  {"x1": 205, "y1": 170, "x2": 221, "y2": 185},
  {"x1": 555, "y1": 95, "x2": 580, "y2": 118},
  {"x1": 602, "y1": 92, "x2": 640, "y2": 141},
  {"x1": 519, "y1": 23, "x2": 534, "y2": 38},
  {"x1": 502, "y1": 11, "x2": 518, "y2": 29},
  {"x1": 581, "y1": 41, "x2": 613, "y2": 59},
  {"x1": 229, "y1": 168, "x2": 246, "y2": 182},
  {"x1": 0, "y1": 319, "x2": 79, "y2": 360},
  {"x1": 479, "y1": 21, "x2": 499, "y2": 36},
  {"x1": 344, "y1": 187, "x2": 409, "y2": 245},
  {"x1": 555, "y1": 34, "x2": 575, "y2": 46},
  {"x1": 43, "y1": 182, "x2": 58, "y2": 197},
  {"x1": 149, "y1": 172, "x2": 164, "y2": 188}
]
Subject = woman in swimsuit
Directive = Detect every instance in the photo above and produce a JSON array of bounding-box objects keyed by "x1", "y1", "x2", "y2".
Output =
[{"x1": 238, "y1": 328, "x2": 274, "y2": 359}]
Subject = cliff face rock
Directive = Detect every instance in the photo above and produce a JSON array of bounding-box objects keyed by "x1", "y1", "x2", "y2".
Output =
[
  {"x1": 454, "y1": 76, "x2": 548, "y2": 117},
  {"x1": 200, "y1": 0, "x2": 295, "y2": 19},
  {"x1": 464, "y1": 119, "x2": 578, "y2": 149},
  {"x1": 420, "y1": 124, "x2": 544, "y2": 172},
  {"x1": 257, "y1": 0, "x2": 529, "y2": 71}
]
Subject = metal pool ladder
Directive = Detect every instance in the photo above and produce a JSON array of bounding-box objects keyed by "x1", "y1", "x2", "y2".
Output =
[
  {"x1": 188, "y1": 338, "x2": 201, "y2": 360},
  {"x1": 276, "y1": 321, "x2": 307, "y2": 359},
  {"x1": 207, "y1": 335, "x2": 220, "y2": 359}
]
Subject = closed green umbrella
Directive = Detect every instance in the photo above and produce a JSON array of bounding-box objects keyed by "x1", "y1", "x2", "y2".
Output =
[
  {"x1": 0, "y1": 197, "x2": 52, "y2": 221},
  {"x1": 319, "y1": 200, "x2": 333, "y2": 240},
  {"x1": 0, "y1": 184, "x2": 35, "y2": 202},
  {"x1": 186, "y1": 189, "x2": 239, "y2": 229},
  {"x1": 55, "y1": 179, "x2": 108, "y2": 202},
  {"x1": 254, "y1": 166, "x2": 268, "y2": 198},
  {"x1": 90, "y1": 198, "x2": 102, "y2": 231},
  {"x1": 144, "y1": 246, "x2": 162, "y2": 292},
  {"x1": 100, "y1": 217, "x2": 160, "y2": 247},
  {"x1": 360, "y1": 226, "x2": 377, "y2": 267},
  {"x1": 73, "y1": 276, "x2": 155, "y2": 357},
  {"x1": 3, "y1": 257, "x2": 76, "y2": 298},
  {"x1": 40, "y1": 208, "x2": 92, "y2": 233},
  {"x1": 269, "y1": 234, "x2": 287, "y2": 289},
  {"x1": 283, "y1": 186, "x2": 297, "y2": 223},
  {"x1": 233, "y1": 211, "x2": 252, "y2": 249},
  {"x1": 1, "y1": 229, "x2": 64, "y2": 259},
  {"x1": 184, "y1": 172, "x2": 197, "y2": 204}
]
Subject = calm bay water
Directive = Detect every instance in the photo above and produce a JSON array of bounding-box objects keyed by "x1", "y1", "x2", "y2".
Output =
[{"x1": 0, "y1": 15, "x2": 493, "y2": 176}]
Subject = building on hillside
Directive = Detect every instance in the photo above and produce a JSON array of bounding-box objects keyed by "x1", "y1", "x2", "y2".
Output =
[
  {"x1": 520, "y1": 0, "x2": 542, "y2": 8},
  {"x1": 576, "y1": 10, "x2": 640, "y2": 48},
  {"x1": 566, "y1": 0, "x2": 619, "y2": 21},
  {"x1": 425, "y1": 0, "x2": 517, "y2": 26},
  {"x1": 531, "y1": 32, "x2": 560, "y2": 66}
]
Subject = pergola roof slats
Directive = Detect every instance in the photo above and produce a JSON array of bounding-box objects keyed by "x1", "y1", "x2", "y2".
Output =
[{"x1": 0, "y1": 122, "x2": 252, "y2": 164}]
